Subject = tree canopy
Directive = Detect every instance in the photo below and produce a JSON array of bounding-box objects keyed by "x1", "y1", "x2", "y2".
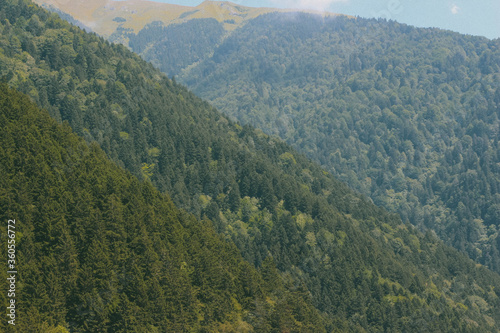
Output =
[
  {"x1": 2, "y1": 1, "x2": 500, "y2": 331},
  {"x1": 167, "y1": 13, "x2": 500, "y2": 274}
]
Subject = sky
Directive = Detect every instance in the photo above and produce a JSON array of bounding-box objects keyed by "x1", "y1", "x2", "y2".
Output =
[{"x1": 157, "y1": 0, "x2": 500, "y2": 39}]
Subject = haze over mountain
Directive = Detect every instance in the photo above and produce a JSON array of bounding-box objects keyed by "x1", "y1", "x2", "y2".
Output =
[
  {"x1": 34, "y1": 0, "x2": 338, "y2": 37},
  {"x1": 174, "y1": 12, "x2": 500, "y2": 272},
  {"x1": 3, "y1": 0, "x2": 500, "y2": 331},
  {"x1": 39, "y1": 0, "x2": 500, "y2": 276}
]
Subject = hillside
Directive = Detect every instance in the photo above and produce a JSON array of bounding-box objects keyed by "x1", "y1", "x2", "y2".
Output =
[
  {"x1": 34, "y1": 0, "x2": 340, "y2": 76},
  {"x1": 34, "y1": 0, "x2": 336, "y2": 37},
  {"x1": 110, "y1": 11, "x2": 500, "y2": 275},
  {"x1": 37, "y1": 2, "x2": 500, "y2": 275},
  {"x1": 176, "y1": 13, "x2": 500, "y2": 273},
  {"x1": 2, "y1": 1, "x2": 500, "y2": 331},
  {"x1": 0, "y1": 84, "x2": 327, "y2": 332}
]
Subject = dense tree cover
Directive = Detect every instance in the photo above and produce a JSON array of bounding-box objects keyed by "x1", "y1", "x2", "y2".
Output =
[
  {"x1": 0, "y1": 84, "x2": 326, "y2": 332},
  {"x1": 123, "y1": 18, "x2": 225, "y2": 77},
  {"x1": 3, "y1": 1, "x2": 500, "y2": 330},
  {"x1": 168, "y1": 13, "x2": 500, "y2": 273}
]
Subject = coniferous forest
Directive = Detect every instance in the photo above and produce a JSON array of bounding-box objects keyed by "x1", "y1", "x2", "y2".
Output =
[
  {"x1": 0, "y1": 84, "x2": 326, "y2": 332},
  {"x1": 2, "y1": 0, "x2": 500, "y2": 331},
  {"x1": 182, "y1": 14, "x2": 500, "y2": 271},
  {"x1": 117, "y1": 11, "x2": 500, "y2": 275}
]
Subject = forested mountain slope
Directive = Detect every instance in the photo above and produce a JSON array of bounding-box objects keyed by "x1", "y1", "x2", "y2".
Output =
[
  {"x1": 34, "y1": 0, "x2": 330, "y2": 38},
  {"x1": 35, "y1": 0, "x2": 340, "y2": 77},
  {"x1": 175, "y1": 13, "x2": 500, "y2": 273},
  {"x1": 125, "y1": 18, "x2": 226, "y2": 77},
  {"x1": 2, "y1": 1, "x2": 500, "y2": 331},
  {"x1": 0, "y1": 85, "x2": 326, "y2": 332},
  {"x1": 41, "y1": 1, "x2": 500, "y2": 277}
]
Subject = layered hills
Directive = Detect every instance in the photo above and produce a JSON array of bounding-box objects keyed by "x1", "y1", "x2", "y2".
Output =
[
  {"x1": 0, "y1": 84, "x2": 324, "y2": 332},
  {"x1": 43, "y1": 0, "x2": 500, "y2": 276},
  {"x1": 177, "y1": 14, "x2": 500, "y2": 274},
  {"x1": 34, "y1": 0, "x2": 336, "y2": 36},
  {"x1": 34, "y1": 0, "x2": 340, "y2": 75},
  {"x1": 2, "y1": 0, "x2": 500, "y2": 331}
]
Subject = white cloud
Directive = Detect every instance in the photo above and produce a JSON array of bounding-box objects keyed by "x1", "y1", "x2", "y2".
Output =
[
  {"x1": 451, "y1": 4, "x2": 460, "y2": 14},
  {"x1": 270, "y1": 0, "x2": 347, "y2": 12}
]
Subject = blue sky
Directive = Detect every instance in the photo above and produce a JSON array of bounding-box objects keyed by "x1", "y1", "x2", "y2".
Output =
[{"x1": 158, "y1": 0, "x2": 500, "y2": 39}]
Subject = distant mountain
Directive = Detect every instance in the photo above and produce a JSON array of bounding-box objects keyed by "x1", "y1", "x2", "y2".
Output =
[
  {"x1": 38, "y1": 3, "x2": 93, "y2": 32},
  {"x1": 3, "y1": 1, "x2": 500, "y2": 331},
  {"x1": 34, "y1": 0, "x2": 335, "y2": 37},
  {"x1": 176, "y1": 13, "x2": 500, "y2": 274},
  {"x1": 35, "y1": 0, "x2": 340, "y2": 75},
  {"x1": 49, "y1": 1, "x2": 500, "y2": 276}
]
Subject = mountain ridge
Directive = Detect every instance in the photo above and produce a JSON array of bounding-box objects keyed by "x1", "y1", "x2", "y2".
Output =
[
  {"x1": 174, "y1": 12, "x2": 500, "y2": 273},
  {"x1": 2, "y1": 0, "x2": 500, "y2": 331},
  {"x1": 34, "y1": 0, "x2": 341, "y2": 37},
  {"x1": 0, "y1": 83, "x2": 329, "y2": 332}
]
